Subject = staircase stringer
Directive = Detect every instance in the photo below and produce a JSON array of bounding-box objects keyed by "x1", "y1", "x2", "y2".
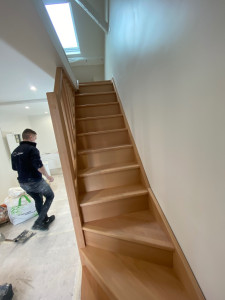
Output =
[
  {"x1": 47, "y1": 68, "x2": 85, "y2": 253},
  {"x1": 112, "y1": 78, "x2": 205, "y2": 300}
]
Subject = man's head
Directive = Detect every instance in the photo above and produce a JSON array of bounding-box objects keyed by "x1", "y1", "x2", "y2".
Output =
[{"x1": 22, "y1": 129, "x2": 37, "y2": 142}]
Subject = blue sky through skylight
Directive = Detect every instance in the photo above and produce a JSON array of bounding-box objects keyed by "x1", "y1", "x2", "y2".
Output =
[{"x1": 45, "y1": 3, "x2": 79, "y2": 51}]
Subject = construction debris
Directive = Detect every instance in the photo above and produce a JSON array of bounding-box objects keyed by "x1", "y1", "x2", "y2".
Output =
[
  {"x1": 0, "y1": 230, "x2": 36, "y2": 244},
  {"x1": 0, "y1": 283, "x2": 13, "y2": 300}
]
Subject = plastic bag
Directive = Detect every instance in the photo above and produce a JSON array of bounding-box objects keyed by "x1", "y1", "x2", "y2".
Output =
[
  {"x1": 8, "y1": 187, "x2": 25, "y2": 198},
  {"x1": 4, "y1": 194, "x2": 37, "y2": 225}
]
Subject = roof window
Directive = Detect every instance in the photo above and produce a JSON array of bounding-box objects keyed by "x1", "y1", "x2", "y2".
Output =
[{"x1": 45, "y1": 3, "x2": 80, "y2": 54}]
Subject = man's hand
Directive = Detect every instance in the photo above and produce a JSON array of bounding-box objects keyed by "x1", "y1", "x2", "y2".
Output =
[
  {"x1": 38, "y1": 166, "x2": 54, "y2": 182},
  {"x1": 47, "y1": 175, "x2": 54, "y2": 182}
]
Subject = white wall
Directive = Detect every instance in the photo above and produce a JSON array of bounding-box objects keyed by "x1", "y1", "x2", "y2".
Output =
[
  {"x1": 29, "y1": 114, "x2": 58, "y2": 154},
  {"x1": 0, "y1": 112, "x2": 31, "y2": 202},
  {"x1": 105, "y1": 1, "x2": 225, "y2": 299},
  {"x1": 71, "y1": 1, "x2": 105, "y2": 61},
  {"x1": 0, "y1": 109, "x2": 58, "y2": 202},
  {"x1": 72, "y1": 65, "x2": 104, "y2": 82}
]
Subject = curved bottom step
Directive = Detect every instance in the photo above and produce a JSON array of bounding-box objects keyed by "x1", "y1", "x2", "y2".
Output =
[{"x1": 81, "y1": 246, "x2": 191, "y2": 300}]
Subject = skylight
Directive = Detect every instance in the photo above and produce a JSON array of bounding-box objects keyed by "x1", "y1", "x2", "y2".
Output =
[{"x1": 45, "y1": 3, "x2": 80, "y2": 54}]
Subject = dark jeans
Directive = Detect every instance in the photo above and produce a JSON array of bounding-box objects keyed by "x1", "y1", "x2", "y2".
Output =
[{"x1": 20, "y1": 179, "x2": 54, "y2": 224}]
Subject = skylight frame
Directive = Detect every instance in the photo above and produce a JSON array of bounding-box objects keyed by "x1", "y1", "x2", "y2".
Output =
[{"x1": 45, "y1": 2, "x2": 80, "y2": 55}]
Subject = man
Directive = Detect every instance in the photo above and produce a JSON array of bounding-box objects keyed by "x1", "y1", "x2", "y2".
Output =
[{"x1": 11, "y1": 128, "x2": 55, "y2": 231}]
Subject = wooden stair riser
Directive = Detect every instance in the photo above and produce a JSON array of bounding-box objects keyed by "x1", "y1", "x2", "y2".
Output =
[
  {"x1": 76, "y1": 103, "x2": 121, "y2": 118},
  {"x1": 78, "y1": 83, "x2": 114, "y2": 94},
  {"x1": 81, "y1": 194, "x2": 149, "y2": 222},
  {"x1": 82, "y1": 267, "x2": 111, "y2": 300},
  {"x1": 78, "y1": 146, "x2": 135, "y2": 170},
  {"x1": 77, "y1": 130, "x2": 130, "y2": 151},
  {"x1": 81, "y1": 247, "x2": 192, "y2": 300},
  {"x1": 81, "y1": 251, "x2": 117, "y2": 300},
  {"x1": 78, "y1": 168, "x2": 141, "y2": 193},
  {"x1": 76, "y1": 116, "x2": 125, "y2": 134},
  {"x1": 76, "y1": 93, "x2": 117, "y2": 105},
  {"x1": 84, "y1": 231, "x2": 173, "y2": 267}
]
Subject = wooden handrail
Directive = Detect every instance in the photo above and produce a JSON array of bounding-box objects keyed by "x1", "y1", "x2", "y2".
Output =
[{"x1": 47, "y1": 67, "x2": 85, "y2": 249}]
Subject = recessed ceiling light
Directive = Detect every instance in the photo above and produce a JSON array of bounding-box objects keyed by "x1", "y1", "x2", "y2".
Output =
[
  {"x1": 44, "y1": 112, "x2": 48, "y2": 114},
  {"x1": 25, "y1": 106, "x2": 30, "y2": 109},
  {"x1": 30, "y1": 86, "x2": 37, "y2": 91}
]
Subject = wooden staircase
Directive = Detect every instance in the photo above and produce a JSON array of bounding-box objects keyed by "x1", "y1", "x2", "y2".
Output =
[
  {"x1": 76, "y1": 81, "x2": 204, "y2": 300},
  {"x1": 47, "y1": 70, "x2": 205, "y2": 300}
]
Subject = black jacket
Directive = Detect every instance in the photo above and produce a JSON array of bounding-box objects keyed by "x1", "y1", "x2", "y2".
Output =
[{"x1": 11, "y1": 141, "x2": 43, "y2": 183}]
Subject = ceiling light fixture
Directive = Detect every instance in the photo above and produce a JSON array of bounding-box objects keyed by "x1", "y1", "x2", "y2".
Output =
[
  {"x1": 44, "y1": 112, "x2": 48, "y2": 114},
  {"x1": 25, "y1": 106, "x2": 30, "y2": 109},
  {"x1": 30, "y1": 86, "x2": 37, "y2": 91}
]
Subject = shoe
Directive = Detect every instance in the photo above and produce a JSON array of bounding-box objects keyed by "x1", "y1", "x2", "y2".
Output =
[
  {"x1": 44, "y1": 215, "x2": 55, "y2": 225},
  {"x1": 32, "y1": 222, "x2": 49, "y2": 231}
]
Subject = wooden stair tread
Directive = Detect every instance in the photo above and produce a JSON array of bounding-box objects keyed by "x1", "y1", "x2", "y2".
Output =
[
  {"x1": 79, "y1": 80, "x2": 112, "y2": 86},
  {"x1": 76, "y1": 91, "x2": 116, "y2": 97},
  {"x1": 76, "y1": 102, "x2": 119, "y2": 108},
  {"x1": 81, "y1": 246, "x2": 190, "y2": 300},
  {"x1": 83, "y1": 210, "x2": 174, "y2": 251},
  {"x1": 78, "y1": 144, "x2": 132, "y2": 155},
  {"x1": 80, "y1": 184, "x2": 148, "y2": 206},
  {"x1": 76, "y1": 114, "x2": 123, "y2": 121},
  {"x1": 78, "y1": 162, "x2": 139, "y2": 178},
  {"x1": 77, "y1": 128, "x2": 127, "y2": 137}
]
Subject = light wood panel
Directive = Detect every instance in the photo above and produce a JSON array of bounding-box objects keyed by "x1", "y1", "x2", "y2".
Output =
[
  {"x1": 83, "y1": 210, "x2": 174, "y2": 251},
  {"x1": 81, "y1": 267, "x2": 110, "y2": 300},
  {"x1": 81, "y1": 194, "x2": 149, "y2": 222},
  {"x1": 78, "y1": 162, "x2": 139, "y2": 177},
  {"x1": 76, "y1": 91, "x2": 116, "y2": 105},
  {"x1": 76, "y1": 102, "x2": 120, "y2": 118},
  {"x1": 81, "y1": 246, "x2": 191, "y2": 300},
  {"x1": 76, "y1": 115, "x2": 125, "y2": 134},
  {"x1": 47, "y1": 67, "x2": 85, "y2": 254},
  {"x1": 78, "y1": 82, "x2": 113, "y2": 94},
  {"x1": 78, "y1": 165, "x2": 141, "y2": 193},
  {"x1": 83, "y1": 210, "x2": 174, "y2": 266},
  {"x1": 77, "y1": 145, "x2": 135, "y2": 169},
  {"x1": 47, "y1": 90, "x2": 84, "y2": 249},
  {"x1": 84, "y1": 231, "x2": 173, "y2": 266},
  {"x1": 77, "y1": 129, "x2": 130, "y2": 151},
  {"x1": 79, "y1": 184, "x2": 148, "y2": 206}
]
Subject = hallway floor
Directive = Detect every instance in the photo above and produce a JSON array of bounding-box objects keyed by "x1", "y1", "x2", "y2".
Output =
[{"x1": 0, "y1": 174, "x2": 81, "y2": 300}]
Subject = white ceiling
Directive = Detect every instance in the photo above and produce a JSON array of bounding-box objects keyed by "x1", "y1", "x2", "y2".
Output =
[
  {"x1": 0, "y1": 0, "x2": 105, "y2": 116},
  {"x1": 0, "y1": 40, "x2": 54, "y2": 102},
  {"x1": 0, "y1": 0, "x2": 67, "y2": 104},
  {"x1": 0, "y1": 101, "x2": 50, "y2": 116}
]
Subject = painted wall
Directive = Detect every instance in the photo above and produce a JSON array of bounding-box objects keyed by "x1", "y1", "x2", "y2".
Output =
[
  {"x1": 0, "y1": 110, "x2": 58, "y2": 202},
  {"x1": 71, "y1": 1, "x2": 105, "y2": 62},
  {"x1": 0, "y1": 112, "x2": 31, "y2": 202},
  {"x1": 29, "y1": 114, "x2": 58, "y2": 154},
  {"x1": 105, "y1": 0, "x2": 225, "y2": 299},
  {"x1": 72, "y1": 65, "x2": 104, "y2": 82}
]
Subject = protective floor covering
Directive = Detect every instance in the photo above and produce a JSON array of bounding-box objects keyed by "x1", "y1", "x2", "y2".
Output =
[{"x1": 0, "y1": 174, "x2": 81, "y2": 300}]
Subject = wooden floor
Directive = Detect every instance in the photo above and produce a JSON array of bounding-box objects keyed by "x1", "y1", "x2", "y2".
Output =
[{"x1": 73, "y1": 81, "x2": 204, "y2": 299}]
